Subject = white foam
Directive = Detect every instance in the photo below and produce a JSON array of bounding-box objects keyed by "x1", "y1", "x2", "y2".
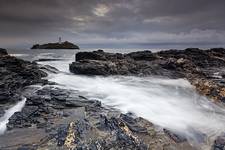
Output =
[
  {"x1": 0, "y1": 98, "x2": 26, "y2": 135},
  {"x1": 9, "y1": 54, "x2": 29, "y2": 57},
  {"x1": 49, "y1": 74, "x2": 225, "y2": 145}
]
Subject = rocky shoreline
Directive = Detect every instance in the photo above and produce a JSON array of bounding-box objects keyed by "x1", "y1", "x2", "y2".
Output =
[
  {"x1": 0, "y1": 48, "x2": 47, "y2": 115},
  {"x1": 1, "y1": 48, "x2": 225, "y2": 149},
  {"x1": 70, "y1": 48, "x2": 225, "y2": 104}
]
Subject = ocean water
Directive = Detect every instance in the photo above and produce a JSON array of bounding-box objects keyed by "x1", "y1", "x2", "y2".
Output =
[{"x1": 2, "y1": 48, "x2": 225, "y2": 149}]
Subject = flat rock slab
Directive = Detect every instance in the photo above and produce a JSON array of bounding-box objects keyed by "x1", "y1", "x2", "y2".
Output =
[
  {"x1": 0, "y1": 128, "x2": 47, "y2": 149},
  {"x1": 50, "y1": 107, "x2": 86, "y2": 126}
]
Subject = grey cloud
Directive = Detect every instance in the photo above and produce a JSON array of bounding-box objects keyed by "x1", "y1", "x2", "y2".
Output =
[{"x1": 0, "y1": 0, "x2": 225, "y2": 48}]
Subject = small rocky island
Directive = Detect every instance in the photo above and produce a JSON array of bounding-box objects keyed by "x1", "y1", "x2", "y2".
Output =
[{"x1": 31, "y1": 41, "x2": 79, "y2": 49}]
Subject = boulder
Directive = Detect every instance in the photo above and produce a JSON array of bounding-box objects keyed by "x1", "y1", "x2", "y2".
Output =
[{"x1": 76, "y1": 50, "x2": 124, "y2": 61}]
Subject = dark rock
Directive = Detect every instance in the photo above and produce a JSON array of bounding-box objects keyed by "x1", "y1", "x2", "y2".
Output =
[
  {"x1": 221, "y1": 74, "x2": 225, "y2": 78},
  {"x1": 7, "y1": 106, "x2": 40, "y2": 129},
  {"x1": 76, "y1": 50, "x2": 125, "y2": 61},
  {"x1": 0, "y1": 109, "x2": 5, "y2": 118},
  {"x1": 75, "y1": 119, "x2": 92, "y2": 138},
  {"x1": 97, "y1": 115, "x2": 118, "y2": 131},
  {"x1": 40, "y1": 65, "x2": 59, "y2": 73},
  {"x1": 126, "y1": 50, "x2": 155, "y2": 61},
  {"x1": 120, "y1": 114, "x2": 148, "y2": 134},
  {"x1": 0, "y1": 91, "x2": 11, "y2": 104},
  {"x1": 70, "y1": 60, "x2": 118, "y2": 75},
  {"x1": 158, "y1": 48, "x2": 225, "y2": 68},
  {"x1": 34, "y1": 58, "x2": 65, "y2": 62},
  {"x1": 115, "y1": 130, "x2": 148, "y2": 150},
  {"x1": 0, "y1": 49, "x2": 47, "y2": 116},
  {"x1": 76, "y1": 51, "x2": 107, "y2": 61},
  {"x1": 69, "y1": 48, "x2": 225, "y2": 103},
  {"x1": 70, "y1": 50, "x2": 184, "y2": 77},
  {"x1": 57, "y1": 124, "x2": 68, "y2": 146},
  {"x1": 213, "y1": 135, "x2": 225, "y2": 150},
  {"x1": 163, "y1": 129, "x2": 187, "y2": 143},
  {"x1": 17, "y1": 144, "x2": 37, "y2": 150},
  {"x1": 0, "y1": 48, "x2": 8, "y2": 55}
]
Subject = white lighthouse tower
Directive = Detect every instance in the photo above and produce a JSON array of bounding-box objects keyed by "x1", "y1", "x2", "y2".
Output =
[{"x1": 59, "y1": 37, "x2": 62, "y2": 44}]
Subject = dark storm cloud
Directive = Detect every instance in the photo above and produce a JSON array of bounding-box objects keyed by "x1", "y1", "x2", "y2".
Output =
[{"x1": 0, "y1": 0, "x2": 225, "y2": 48}]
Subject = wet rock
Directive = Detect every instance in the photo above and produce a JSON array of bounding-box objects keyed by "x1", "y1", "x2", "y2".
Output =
[
  {"x1": 76, "y1": 50, "x2": 107, "y2": 61},
  {"x1": 0, "y1": 49, "x2": 47, "y2": 121},
  {"x1": 163, "y1": 129, "x2": 187, "y2": 143},
  {"x1": 0, "y1": 91, "x2": 11, "y2": 104},
  {"x1": 0, "y1": 48, "x2": 8, "y2": 55},
  {"x1": 126, "y1": 50, "x2": 155, "y2": 61},
  {"x1": 120, "y1": 114, "x2": 148, "y2": 134},
  {"x1": 34, "y1": 58, "x2": 65, "y2": 62},
  {"x1": 7, "y1": 106, "x2": 40, "y2": 129},
  {"x1": 0, "y1": 109, "x2": 5, "y2": 118},
  {"x1": 2, "y1": 83, "x2": 196, "y2": 149},
  {"x1": 71, "y1": 48, "x2": 225, "y2": 76},
  {"x1": 97, "y1": 115, "x2": 118, "y2": 131},
  {"x1": 70, "y1": 48, "x2": 225, "y2": 103},
  {"x1": 57, "y1": 124, "x2": 69, "y2": 146},
  {"x1": 115, "y1": 129, "x2": 148, "y2": 150},
  {"x1": 70, "y1": 60, "x2": 117, "y2": 75},
  {"x1": 213, "y1": 135, "x2": 225, "y2": 150},
  {"x1": 76, "y1": 50, "x2": 124, "y2": 61},
  {"x1": 39, "y1": 65, "x2": 59, "y2": 74}
]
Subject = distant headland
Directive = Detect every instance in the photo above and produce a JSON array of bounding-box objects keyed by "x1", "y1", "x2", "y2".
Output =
[{"x1": 31, "y1": 38, "x2": 79, "y2": 49}]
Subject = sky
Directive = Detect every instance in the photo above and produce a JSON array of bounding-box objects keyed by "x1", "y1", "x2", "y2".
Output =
[{"x1": 0, "y1": 0, "x2": 225, "y2": 49}]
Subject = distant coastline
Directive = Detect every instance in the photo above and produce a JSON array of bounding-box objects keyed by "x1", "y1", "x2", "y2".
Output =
[{"x1": 31, "y1": 41, "x2": 79, "y2": 49}]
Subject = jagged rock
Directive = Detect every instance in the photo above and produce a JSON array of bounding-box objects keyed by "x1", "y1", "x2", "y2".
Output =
[
  {"x1": 57, "y1": 124, "x2": 69, "y2": 146},
  {"x1": 70, "y1": 60, "x2": 123, "y2": 75},
  {"x1": 70, "y1": 48, "x2": 225, "y2": 76},
  {"x1": 126, "y1": 50, "x2": 155, "y2": 61},
  {"x1": 120, "y1": 114, "x2": 148, "y2": 134},
  {"x1": 163, "y1": 129, "x2": 187, "y2": 143},
  {"x1": 76, "y1": 50, "x2": 124, "y2": 61}
]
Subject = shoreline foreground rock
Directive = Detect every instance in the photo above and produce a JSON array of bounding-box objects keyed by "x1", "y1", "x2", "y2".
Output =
[
  {"x1": 0, "y1": 48, "x2": 47, "y2": 109},
  {"x1": 31, "y1": 41, "x2": 79, "y2": 49},
  {"x1": 1, "y1": 48, "x2": 225, "y2": 149}
]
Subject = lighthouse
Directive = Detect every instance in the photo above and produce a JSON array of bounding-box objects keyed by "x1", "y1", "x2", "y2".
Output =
[{"x1": 58, "y1": 37, "x2": 62, "y2": 44}]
